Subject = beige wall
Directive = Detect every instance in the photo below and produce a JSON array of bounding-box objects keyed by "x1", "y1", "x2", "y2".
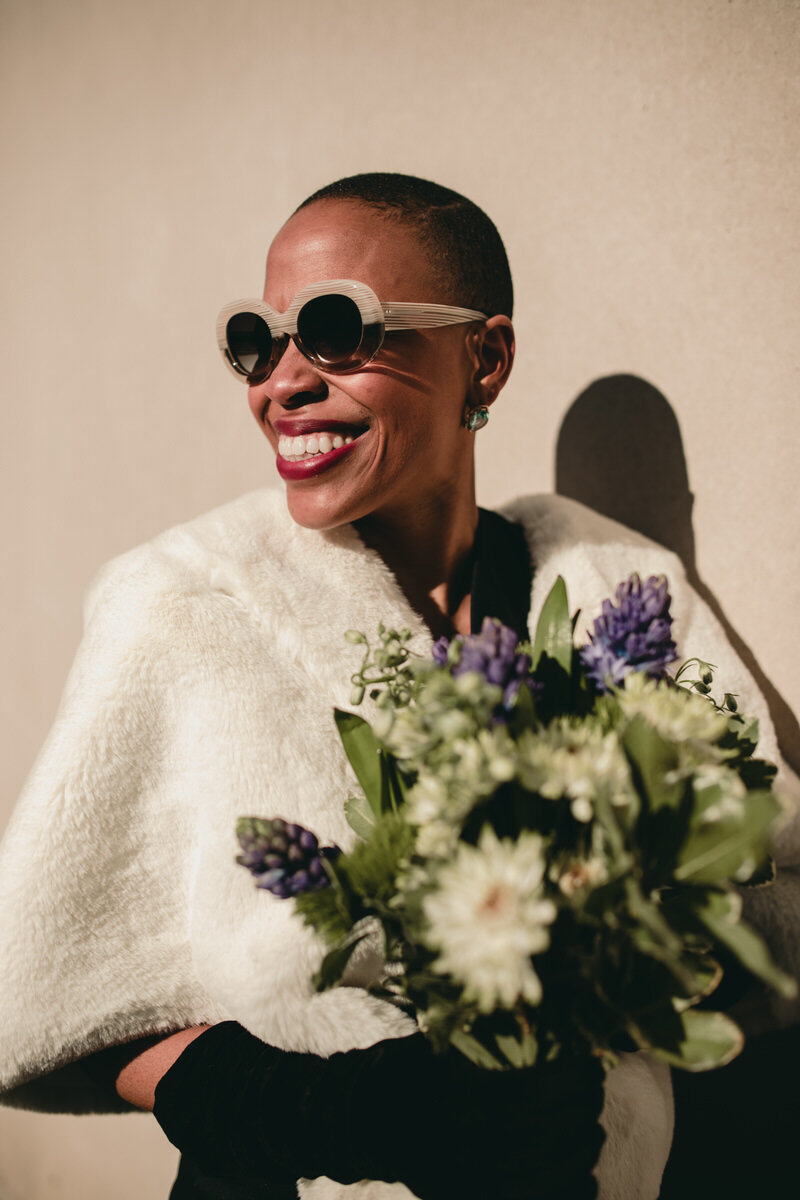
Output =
[{"x1": 1, "y1": 0, "x2": 798, "y2": 1194}]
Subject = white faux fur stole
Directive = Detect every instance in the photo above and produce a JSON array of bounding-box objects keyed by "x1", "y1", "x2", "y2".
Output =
[{"x1": 0, "y1": 488, "x2": 788, "y2": 1197}]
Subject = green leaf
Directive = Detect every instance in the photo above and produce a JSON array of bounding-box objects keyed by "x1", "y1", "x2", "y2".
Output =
[
  {"x1": 621, "y1": 877, "x2": 698, "y2": 992},
  {"x1": 622, "y1": 715, "x2": 684, "y2": 814},
  {"x1": 377, "y1": 749, "x2": 412, "y2": 814},
  {"x1": 741, "y1": 854, "x2": 776, "y2": 888},
  {"x1": 508, "y1": 677, "x2": 537, "y2": 733},
  {"x1": 449, "y1": 1028, "x2": 505, "y2": 1070},
  {"x1": 531, "y1": 576, "x2": 573, "y2": 676},
  {"x1": 385, "y1": 753, "x2": 411, "y2": 810},
  {"x1": 345, "y1": 793, "x2": 377, "y2": 841},
  {"x1": 737, "y1": 757, "x2": 777, "y2": 791},
  {"x1": 313, "y1": 930, "x2": 369, "y2": 992},
  {"x1": 613, "y1": 930, "x2": 722, "y2": 1014},
  {"x1": 674, "y1": 787, "x2": 781, "y2": 885},
  {"x1": 334, "y1": 709, "x2": 385, "y2": 817},
  {"x1": 728, "y1": 713, "x2": 761, "y2": 757},
  {"x1": 641, "y1": 1007, "x2": 744, "y2": 1072},
  {"x1": 622, "y1": 716, "x2": 689, "y2": 880},
  {"x1": 694, "y1": 889, "x2": 797, "y2": 998},
  {"x1": 671, "y1": 955, "x2": 723, "y2": 1009},
  {"x1": 589, "y1": 789, "x2": 635, "y2": 870},
  {"x1": 494, "y1": 1030, "x2": 539, "y2": 1068},
  {"x1": 530, "y1": 654, "x2": 573, "y2": 718}
]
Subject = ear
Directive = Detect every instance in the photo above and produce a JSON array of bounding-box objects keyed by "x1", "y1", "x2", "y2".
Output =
[{"x1": 467, "y1": 316, "x2": 515, "y2": 409}]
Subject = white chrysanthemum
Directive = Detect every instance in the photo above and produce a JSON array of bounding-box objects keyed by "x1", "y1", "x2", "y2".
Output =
[
  {"x1": 406, "y1": 766, "x2": 477, "y2": 833},
  {"x1": 444, "y1": 728, "x2": 517, "y2": 803},
  {"x1": 423, "y1": 827, "x2": 557, "y2": 1012},
  {"x1": 449, "y1": 736, "x2": 487, "y2": 779},
  {"x1": 416, "y1": 818, "x2": 461, "y2": 858},
  {"x1": 383, "y1": 707, "x2": 440, "y2": 760},
  {"x1": 516, "y1": 720, "x2": 635, "y2": 822},
  {"x1": 472, "y1": 728, "x2": 516, "y2": 782},
  {"x1": 617, "y1": 673, "x2": 729, "y2": 743},
  {"x1": 454, "y1": 670, "x2": 498, "y2": 704},
  {"x1": 383, "y1": 668, "x2": 501, "y2": 764},
  {"x1": 405, "y1": 725, "x2": 519, "y2": 838},
  {"x1": 435, "y1": 708, "x2": 477, "y2": 741},
  {"x1": 406, "y1": 772, "x2": 450, "y2": 824}
]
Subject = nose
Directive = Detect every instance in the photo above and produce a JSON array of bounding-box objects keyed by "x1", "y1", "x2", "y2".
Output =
[{"x1": 264, "y1": 338, "x2": 328, "y2": 411}]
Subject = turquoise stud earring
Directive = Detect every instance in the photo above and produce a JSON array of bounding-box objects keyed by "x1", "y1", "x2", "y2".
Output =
[{"x1": 463, "y1": 405, "x2": 490, "y2": 432}]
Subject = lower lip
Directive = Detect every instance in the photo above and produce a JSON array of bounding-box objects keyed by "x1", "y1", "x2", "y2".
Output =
[{"x1": 275, "y1": 437, "x2": 361, "y2": 481}]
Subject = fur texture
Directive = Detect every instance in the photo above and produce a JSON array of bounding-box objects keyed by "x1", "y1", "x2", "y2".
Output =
[{"x1": 0, "y1": 489, "x2": 795, "y2": 1198}]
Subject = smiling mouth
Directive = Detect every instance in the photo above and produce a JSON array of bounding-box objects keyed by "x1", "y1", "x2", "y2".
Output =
[
  {"x1": 277, "y1": 430, "x2": 361, "y2": 462},
  {"x1": 273, "y1": 425, "x2": 368, "y2": 481}
]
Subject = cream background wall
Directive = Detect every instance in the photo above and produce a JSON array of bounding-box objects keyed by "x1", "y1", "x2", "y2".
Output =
[{"x1": 1, "y1": 0, "x2": 798, "y2": 1195}]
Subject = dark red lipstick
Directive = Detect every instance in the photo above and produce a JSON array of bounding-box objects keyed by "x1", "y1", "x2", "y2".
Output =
[{"x1": 275, "y1": 437, "x2": 360, "y2": 480}]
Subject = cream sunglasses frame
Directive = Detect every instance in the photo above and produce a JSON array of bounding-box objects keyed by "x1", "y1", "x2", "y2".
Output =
[{"x1": 217, "y1": 278, "x2": 487, "y2": 382}]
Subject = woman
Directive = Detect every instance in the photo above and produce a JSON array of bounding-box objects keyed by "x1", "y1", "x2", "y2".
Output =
[{"x1": 0, "y1": 174, "x2": 791, "y2": 1199}]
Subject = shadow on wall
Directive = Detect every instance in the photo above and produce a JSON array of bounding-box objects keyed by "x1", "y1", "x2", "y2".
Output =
[
  {"x1": 555, "y1": 373, "x2": 800, "y2": 776},
  {"x1": 555, "y1": 374, "x2": 800, "y2": 1200}
]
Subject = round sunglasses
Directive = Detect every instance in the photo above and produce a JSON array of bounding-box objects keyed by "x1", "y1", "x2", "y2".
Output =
[{"x1": 216, "y1": 279, "x2": 487, "y2": 383}]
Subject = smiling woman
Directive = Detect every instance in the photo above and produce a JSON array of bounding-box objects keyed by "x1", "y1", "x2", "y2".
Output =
[
  {"x1": 0, "y1": 173, "x2": 795, "y2": 1200},
  {"x1": 244, "y1": 197, "x2": 512, "y2": 549}
]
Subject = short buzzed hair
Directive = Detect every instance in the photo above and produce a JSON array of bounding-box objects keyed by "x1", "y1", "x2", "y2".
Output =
[{"x1": 296, "y1": 173, "x2": 513, "y2": 318}]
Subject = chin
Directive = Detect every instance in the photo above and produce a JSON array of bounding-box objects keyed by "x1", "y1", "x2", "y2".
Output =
[{"x1": 283, "y1": 488, "x2": 360, "y2": 532}]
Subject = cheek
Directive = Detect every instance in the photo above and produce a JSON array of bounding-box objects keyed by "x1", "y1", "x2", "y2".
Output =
[
  {"x1": 247, "y1": 385, "x2": 274, "y2": 440},
  {"x1": 247, "y1": 384, "x2": 262, "y2": 419}
]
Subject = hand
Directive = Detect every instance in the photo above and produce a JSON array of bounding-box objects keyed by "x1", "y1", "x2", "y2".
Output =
[
  {"x1": 152, "y1": 1024, "x2": 605, "y2": 1198},
  {"x1": 352, "y1": 1038, "x2": 606, "y2": 1200}
]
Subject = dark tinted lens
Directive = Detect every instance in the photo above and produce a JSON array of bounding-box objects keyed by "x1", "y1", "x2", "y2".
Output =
[
  {"x1": 296, "y1": 294, "x2": 363, "y2": 363},
  {"x1": 226, "y1": 312, "x2": 274, "y2": 379}
]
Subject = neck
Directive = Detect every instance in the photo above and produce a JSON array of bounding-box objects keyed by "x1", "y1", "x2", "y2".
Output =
[{"x1": 355, "y1": 492, "x2": 479, "y2": 639}]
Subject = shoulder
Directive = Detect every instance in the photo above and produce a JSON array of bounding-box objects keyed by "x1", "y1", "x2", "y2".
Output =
[
  {"x1": 82, "y1": 487, "x2": 373, "y2": 632},
  {"x1": 13, "y1": 490, "x2": 300, "y2": 822},
  {"x1": 48, "y1": 489, "x2": 294, "y2": 715},
  {"x1": 499, "y1": 494, "x2": 691, "y2": 616},
  {"x1": 500, "y1": 494, "x2": 780, "y2": 765},
  {"x1": 499, "y1": 493, "x2": 681, "y2": 567},
  {"x1": 84, "y1": 488, "x2": 289, "y2": 617},
  {"x1": 79, "y1": 489, "x2": 298, "y2": 644}
]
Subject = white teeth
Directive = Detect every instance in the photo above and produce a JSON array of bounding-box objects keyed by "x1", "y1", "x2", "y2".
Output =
[{"x1": 278, "y1": 431, "x2": 361, "y2": 461}]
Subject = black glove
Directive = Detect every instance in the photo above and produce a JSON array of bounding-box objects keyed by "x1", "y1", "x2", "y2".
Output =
[{"x1": 154, "y1": 1021, "x2": 605, "y2": 1199}]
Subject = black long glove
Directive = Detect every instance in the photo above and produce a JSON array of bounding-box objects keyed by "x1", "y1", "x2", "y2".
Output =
[{"x1": 154, "y1": 1022, "x2": 605, "y2": 1199}]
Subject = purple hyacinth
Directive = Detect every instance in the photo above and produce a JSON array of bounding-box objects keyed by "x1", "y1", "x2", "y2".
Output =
[
  {"x1": 579, "y1": 573, "x2": 678, "y2": 693},
  {"x1": 433, "y1": 617, "x2": 532, "y2": 710},
  {"x1": 236, "y1": 816, "x2": 336, "y2": 898}
]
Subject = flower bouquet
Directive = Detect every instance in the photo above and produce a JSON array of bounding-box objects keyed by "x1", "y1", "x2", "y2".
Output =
[{"x1": 236, "y1": 574, "x2": 796, "y2": 1072}]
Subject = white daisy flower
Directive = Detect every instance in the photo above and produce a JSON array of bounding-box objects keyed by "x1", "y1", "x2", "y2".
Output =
[
  {"x1": 406, "y1": 772, "x2": 450, "y2": 824},
  {"x1": 617, "y1": 672, "x2": 730, "y2": 743},
  {"x1": 415, "y1": 819, "x2": 460, "y2": 859},
  {"x1": 516, "y1": 720, "x2": 635, "y2": 822},
  {"x1": 423, "y1": 827, "x2": 557, "y2": 1012}
]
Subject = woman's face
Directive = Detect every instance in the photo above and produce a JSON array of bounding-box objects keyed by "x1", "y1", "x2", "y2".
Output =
[{"x1": 247, "y1": 200, "x2": 481, "y2": 532}]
